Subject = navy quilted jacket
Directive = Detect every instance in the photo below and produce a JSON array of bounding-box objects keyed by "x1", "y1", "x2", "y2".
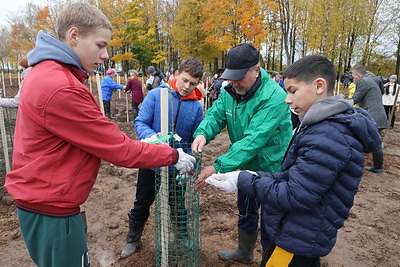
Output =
[{"x1": 238, "y1": 95, "x2": 381, "y2": 257}]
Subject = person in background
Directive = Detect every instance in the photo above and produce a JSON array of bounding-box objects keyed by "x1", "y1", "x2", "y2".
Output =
[
  {"x1": 382, "y1": 75, "x2": 399, "y2": 128},
  {"x1": 347, "y1": 80, "x2": 359, "y2": 107},
  {"x1": 367, "y1": 71, "x2": 385, "y2": 94},
  {"x1": 121, "y1": 57, "x2": 204, "y2": 258},
  {"x1": 125, "y1": 70, "x2": 144, "y2": 119},
  {"x1": 205, "y1": 55, "x2": 381, "y2": 267},
  {"x1": 351, "y1": 66, "x2": 387, "y2": 173},
  {"x1": 4, "y1": 3, "x2": 195, "y2": 267},
  {"x1": 101, "y1": 68, "x2": 124, "y2": 119},
  {"x1": 0, "y1": 56, "x2": 31, "y2": 108},
  {"x1": 193, "y1": 43, "x2": 292, "y2": 264},
  {"x1": 169, "y1": 69, "x2": 179, "y2": 81},
  {"x1": 278, "y1": 71, "x2": 285, "y2": 88},
  {"x1": 146, "y1": 66, "x2": 165, "y2": 90}
]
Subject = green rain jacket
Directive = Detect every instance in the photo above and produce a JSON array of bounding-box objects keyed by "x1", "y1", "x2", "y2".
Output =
[{"x1": 194, "y1": 68, "x2": 292, "y2": 173}]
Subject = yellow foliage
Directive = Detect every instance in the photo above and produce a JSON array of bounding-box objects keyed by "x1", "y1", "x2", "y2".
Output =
[{"x1": 111, "y1": 52, "x2": 135, "y2": 62}]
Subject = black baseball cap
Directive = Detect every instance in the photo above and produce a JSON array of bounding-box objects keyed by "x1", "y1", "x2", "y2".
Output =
[{"x1": 220, "y1": 43, "x2": 260, "y2": 81}]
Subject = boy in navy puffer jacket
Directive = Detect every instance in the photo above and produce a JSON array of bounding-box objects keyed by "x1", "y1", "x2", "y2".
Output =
[{"x1": 205, "y1": 55, "x2": 381, "y2": 266}]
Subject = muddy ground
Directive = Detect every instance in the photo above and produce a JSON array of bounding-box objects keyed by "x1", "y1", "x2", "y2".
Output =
[{"x1": 1, "y1": 76, "x2": 399, "y2": 267}]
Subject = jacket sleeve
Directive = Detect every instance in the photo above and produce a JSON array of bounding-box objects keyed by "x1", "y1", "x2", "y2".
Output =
[
  {"x1": 44, "y1": 88, "x2": 177, "y2": 168},
  {"x1": 214, "y1": 94, "x2": 290, "y2": 173},
  {"x1": 0, "y1": 89, "x2": 20, "y2": 108},
  {"x1": 352, "y1": 79, "x2": 369, "y2": 104},
  {"x1": 125, "y1": 79, "x2": 132, "y2": 92},
  {"x1": 193, "y1": 97, "x2": 227, "y2": 142},
  {"x1": 134, "y1": 90, "x2": 158, "y2": 139},
  {"x1": 238, "y1": 126, "x2": 351, "y2": 212},
  {"x1": 109, "y1": 78, "x2": 124, "y2": 90}
]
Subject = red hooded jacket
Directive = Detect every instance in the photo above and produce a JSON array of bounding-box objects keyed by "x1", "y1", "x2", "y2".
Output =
[{"x1": 5, "y1": 60, "x2": 178, "y2": 216}]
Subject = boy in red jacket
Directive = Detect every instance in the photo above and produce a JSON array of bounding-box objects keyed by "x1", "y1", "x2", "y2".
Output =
[{"x1": 4, "y1": 3, "x2": 194, "y2": 267}]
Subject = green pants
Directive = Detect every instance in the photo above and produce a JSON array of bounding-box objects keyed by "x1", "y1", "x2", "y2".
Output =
[{"x1": 17, "y1": 208, "x2": 89, "y2": 267}]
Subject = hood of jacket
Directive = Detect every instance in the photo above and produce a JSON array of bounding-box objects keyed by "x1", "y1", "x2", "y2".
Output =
[
  {"x1": 300, "y1": 94, "x2": 353, "y2": 127},
  {"x1": 27, "y1": 30, "x2": 84, "y2": 71},
  {"x1": 300, "y1": 94, "x2": 379, "y2": 153},
  {"x1": 168, "y1": 78, "x2": 202, "y2": 100}
]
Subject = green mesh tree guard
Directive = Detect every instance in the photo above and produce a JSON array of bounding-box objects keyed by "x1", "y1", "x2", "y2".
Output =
[
  {"x1": 154, "y1": 143, "x2": 202, "y2": 267},
  {"x1": 0, "y1": 108, "x2": 17, "y2": 177}
]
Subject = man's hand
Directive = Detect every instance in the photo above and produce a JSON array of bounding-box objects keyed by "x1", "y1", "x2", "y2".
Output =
[
  {"x1": 195, "y1": 165, "x2": 216, "y2": 190},
  {"x1": 175, "y1": 148, "x2": 196, "y2": 173},
  {"x1": 205, "y1": 171, "x2": 240, "y2": 193},
  {"x1": 191, "y1": 135, "x2": 206, "y2": 153}
]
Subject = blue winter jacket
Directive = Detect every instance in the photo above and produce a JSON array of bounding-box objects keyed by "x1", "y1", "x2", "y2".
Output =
[
  {"x1": 134, "y1": 84, "x2": 203, "y2": 152},
  {"x1": 101, "y1": 75, "x2": 124, "y2": 101},
  {"x1": 238, "y1": 95, "x2": 381, "y2": 257}
]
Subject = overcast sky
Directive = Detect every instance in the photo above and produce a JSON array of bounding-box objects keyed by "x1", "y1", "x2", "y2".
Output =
[{"x1": 0, "y1": 0, "x2": 48, "y2": 27}]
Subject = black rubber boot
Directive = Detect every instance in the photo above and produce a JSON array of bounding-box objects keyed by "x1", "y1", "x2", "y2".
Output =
[
  {"x1": 218, "y1": 228, "x2": 258, "y2": 263},
  {"x1": 121, "y1": 213, "x2": 145, "y2": 258},
  {"x1": 368, "y1": 144, "x2": 384, "y2": 173}
]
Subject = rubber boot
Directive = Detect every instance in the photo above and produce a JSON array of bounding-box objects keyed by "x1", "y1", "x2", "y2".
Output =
[
  {"x1": 121, "y1": 213, "x2": 145, "y2": 258},
  {"x1": 367, "y1": 144, "x2": 384, "y2": 173},
  {"x1": 218, "y1": 228, "x2": 257, "y2": 263},
  {"x1": 105, "y1": 111, "x2": 112, "y2": 120}
]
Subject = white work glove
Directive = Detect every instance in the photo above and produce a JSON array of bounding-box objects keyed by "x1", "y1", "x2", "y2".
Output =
[
  {"x1": 205, "y1": 171, "x2": 240, "y2": 193},
  {"x1": 140, "y1": 134, "x2": 159, "y2": 143},
  {"x1": 175, "y1": 148, "x2": 196, "y2": 173}
]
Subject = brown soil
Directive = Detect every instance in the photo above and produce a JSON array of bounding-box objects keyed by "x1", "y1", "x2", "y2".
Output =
[{"x1": 1, "y1": 77, "x2": 399, "y2": 267}]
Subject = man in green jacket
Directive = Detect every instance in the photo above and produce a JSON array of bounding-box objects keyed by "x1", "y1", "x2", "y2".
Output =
[{"x1": 193, "y1": 43, "x2": 292, "y2": 264}]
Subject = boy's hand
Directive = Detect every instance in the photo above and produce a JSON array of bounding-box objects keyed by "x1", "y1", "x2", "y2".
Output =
[
  {"x1": 192, "y1": 135, "x2": 206, "y2": 153},
  {"x1": 140, "y1": 134, "x2": 158, "y2": 143},
  {"x1": 175, "y1": 148, "x2": 196, "y2": 173},
  {"x1": 205, "y1": 171, "x2": 240, "y2": 193}
]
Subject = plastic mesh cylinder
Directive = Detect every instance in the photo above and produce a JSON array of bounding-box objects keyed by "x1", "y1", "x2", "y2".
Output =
[{"x1": 154, "y1": 145, "x2": 202, "y2": 267}]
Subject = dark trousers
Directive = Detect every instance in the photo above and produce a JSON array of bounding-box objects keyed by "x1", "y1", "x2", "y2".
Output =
[
  {"x1": 103, "y1": 100, "x2": 111, "y2": 113},
  {"x1": 132, "y1": 102, "x2": 140, "y2": 118},
  {"x1": 372, "y1": 129, "x2": 384, "y2": 169},
  {"x1": 237, "y1": 190, "x2": 260, "y2": 233},
  {"x1": 384, "y1": 105, "x2": 395, "y2": 127},
  {"x1": 260, "y1": 240, "x2": 320, "y2": 267},
  {"x1": 130, "y1": 169, "x2": 187, "y2": 229}
]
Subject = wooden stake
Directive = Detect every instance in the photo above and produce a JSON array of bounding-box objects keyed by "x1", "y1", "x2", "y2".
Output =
[
  {"x1": 125, "y1": 74, "x2": 129, "y2": 122},
  {"x1": 95, "y1": 74, "x2": 104, "y2": 115},
  {"x1": 160, "y1": 87, "x2": 169, "y2": 266},
  {"x1": 0, "y1": 107, "x2": 11, "y2": 172},
  {"x1": 117, "y1": 75, "x2": 121, "y2": 98},
  {"x1": 125, "y1": 90, "x2": 129, "y2": 122},
  {"x1": 18, "y1": 72, "x2": 21, "y2": 88},
  {"x1": 1, "y1": 72, "x2": 5, "y2": 97},
  {"x1": 89, "y1": 75, "x2": 92, "y2": 93}
]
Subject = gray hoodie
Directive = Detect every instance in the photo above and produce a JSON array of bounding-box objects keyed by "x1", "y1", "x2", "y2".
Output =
[
  {"x1": 300, "y1": 94, "x2": 354, "y2": 127},
  {"x1": 27, "y1": 30, "x2": 83, "y2": 71}
]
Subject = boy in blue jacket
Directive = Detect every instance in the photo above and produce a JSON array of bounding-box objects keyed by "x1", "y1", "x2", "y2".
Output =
[
  {"x1": 205, "y1": 55, "x2": 381, "y2": 266},
  {"x1": 121, "y1": 57, "x2": 204, "y2": 258}
]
